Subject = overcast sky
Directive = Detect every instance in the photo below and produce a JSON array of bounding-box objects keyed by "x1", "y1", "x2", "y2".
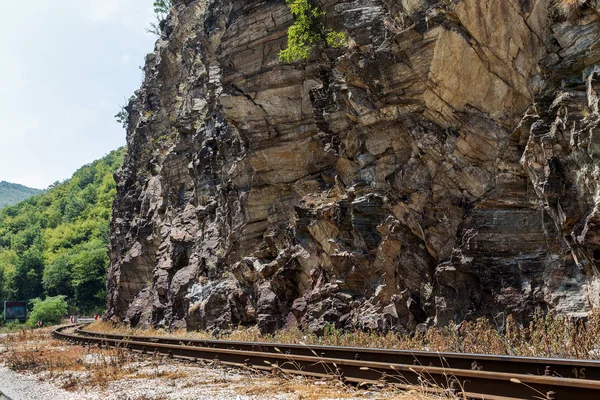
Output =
[{"x1": 0, "y1": 0, "x2": 157, "y2": 189}]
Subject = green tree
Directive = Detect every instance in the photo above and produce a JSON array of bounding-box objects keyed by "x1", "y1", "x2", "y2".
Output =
[
  {"x1": 279, "y1": 0, "x2": 346, "y2": 63},
  {"x1": 10, "y1": 224, "x2": 42, "y2": 253},
  {"x1": 70, "y1": 239, "x2": 109, "y2": 312},
  {"x1": 0, "y1": 249, "x2": 18, "y2": 300},
  {"x1": 13, "y1": 248, "x2": 44, "y2": 300},
  {"x1": 0, "y1": 148, "x2": 125, "y2": 313},
  {"x1": 27, "y1": 295, "x2": 68, "y2": 325},
  {"x1": 42, "y1": 253, "x2": 73, "y2": 297},
  {"x1": 0, "y1": 181, "x2": 42, "y2": 209},
  {"x1": 147, "y1": 1, "x2": 173, "y2": 35},
  {"x1": 63, "y1": 196, "x2": 86, "y2": 221}
]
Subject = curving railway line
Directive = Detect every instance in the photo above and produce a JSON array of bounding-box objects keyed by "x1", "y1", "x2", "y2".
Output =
[{"x1": 53, "y1": 324, "x2": 600, "y2": 400}]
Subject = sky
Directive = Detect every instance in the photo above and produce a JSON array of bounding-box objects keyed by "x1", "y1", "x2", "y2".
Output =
[{"x1": 0, "y1": 0, "x2": 158, "y2": 189}]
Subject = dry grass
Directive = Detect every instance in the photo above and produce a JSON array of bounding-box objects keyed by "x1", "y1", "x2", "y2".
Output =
[
  {"x1": 86, "y1": 321, "x2": 213, "y2": 340},
  {"x1": 0, "y1": 326, "x2": 447, "y2": 399},
  {"x1": 0, "y1": 327, "x2": 190, "y2": 391},
  {"x1": 238, "y1": 379, "x2": 354, "y2": 399},
  {"x1": 6, "y1": 311, "x2": 595, "y2": 399},
  {"x1": 556, "y1": 0, "x2": 586, "y2": 21},
  {"x1": 237, "y1": 378, "x2": 450, "y2": 400},
  {"x1": 88, "y1": 310, "x2": 600, "y2": 360}
]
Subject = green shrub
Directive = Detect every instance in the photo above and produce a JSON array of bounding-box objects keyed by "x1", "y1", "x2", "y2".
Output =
[
  {"x1": 0, "y1": 319, "x2": 26, "y2": 333},
  {"x1": 153, "y1": 0, "x2": 172, "y2": 16},
  {"x1": 114, "y1": 96, "x2": 135, "y2": 129},
  {"x1": 27, "y1": 295, "x2": 68, "y2": 326},
  {"x1": 279, "y1": 0, "x2": 346, "y2": 63}
]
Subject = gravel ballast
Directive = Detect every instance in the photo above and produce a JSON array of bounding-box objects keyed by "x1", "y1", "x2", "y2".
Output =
[{"x1": 0, "y1": 366, "x2": 83, "y2": 400}]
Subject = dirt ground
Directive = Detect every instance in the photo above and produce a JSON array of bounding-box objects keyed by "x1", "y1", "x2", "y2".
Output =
[{"x1": 0, "y1": 327, "x2": 447, "y2": 400}]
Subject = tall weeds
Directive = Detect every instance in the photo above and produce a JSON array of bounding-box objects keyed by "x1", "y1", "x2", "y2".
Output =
[
  {"x1": 88, "y1": 310, "x2": 600, "y2": 359},
  {"x1": 556, "y1": 0, "x2": 586, "y2": 21}
]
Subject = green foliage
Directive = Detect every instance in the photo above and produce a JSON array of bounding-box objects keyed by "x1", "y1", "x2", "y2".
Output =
[
  {"x1": 326, "y1": 30, "x2": 346, "y2": 48},
  {"x1": 0, "y1": 148, "x2": 125, "y2": 314},
  {"x1": 148, "y1": 0, "x2": 173, "y2": 34},
  {"x1": 0, "y1": 249, "x2": 17, "y2": 300},
  {"x1": 27, "y1": 295, "x2": 68, "y2": 326},
  {"x1": 0, "y1": 319, "x2": 25, "y2": 332},
  {"x1": 42, "y1": 253, "x2": 72, "y2": 297},
  {"x1": 14, "y1": 248, "x2": 44, "y2": 300},
  {"x1": 114, "y1": 96, "x2": 135, "y2": 129},
  {"x1": 279, "y1": 0, "x2": 346, "y2": 63},
  {"x1": 153, "y1": 0, "x2": 173, "y2": 16},
  {"x1": 114, "y1": 107, "x2": 129, "y2": 129},
  {"x1": 69, "y1": 239, "x2": 110, "y2": 312},
  {"x1": 0, "y1": 181, "x2": 42, "y2": 209}
]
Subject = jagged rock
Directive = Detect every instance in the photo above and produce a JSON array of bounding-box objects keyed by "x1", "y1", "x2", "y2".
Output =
[{"x1": 106, "y1": 0, "x2": 600, "y2": 333}]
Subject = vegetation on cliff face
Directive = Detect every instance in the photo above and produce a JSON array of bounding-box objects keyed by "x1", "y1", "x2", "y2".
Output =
[
  {"x1": 114, "y1": 95, "x2": 135, "y2": 130},
  {"x1": 556, "y1": 0, "x2": 587, "y2": 21},
  {"x1": 0, "y1": 182, "x2": 42, "y2": 209},
  {"x1": 147, "y1": 0, "x2": 173, "y2": 35},
  {"x1": 107, "y1": 0, "x2": 600, "y2": 333},
  {"x1": 279, "y1": 0, "x2": 345, "y2": 63},
  {"x1": 153, "y1": 0, "x2": 173, "y2": 16},
  {"x1": 0, "y1": 148, "x2": 125, "y2": 315}
]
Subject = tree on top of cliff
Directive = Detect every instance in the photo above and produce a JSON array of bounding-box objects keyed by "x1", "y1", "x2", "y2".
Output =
[{"x1": 279, "y1": 0, "x2": 345, "y2": 63}]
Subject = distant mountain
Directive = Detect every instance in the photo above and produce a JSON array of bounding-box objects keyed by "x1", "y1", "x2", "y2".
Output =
[{"x1": 0, "y1": 181, "x2": 43, "y2": 209}]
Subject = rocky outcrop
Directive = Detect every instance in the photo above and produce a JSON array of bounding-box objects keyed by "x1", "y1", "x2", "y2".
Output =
[{"x1": 106, "y1": 0, "x2": 600, "y2": 333}]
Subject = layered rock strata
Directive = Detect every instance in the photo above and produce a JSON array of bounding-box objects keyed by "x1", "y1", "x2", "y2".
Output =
[{"x1": 107, "y1": 0, "x2": 600, "y2": 333}]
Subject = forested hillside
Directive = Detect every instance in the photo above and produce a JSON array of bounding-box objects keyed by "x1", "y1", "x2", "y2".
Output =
[
  {"x1": 0, "y1": 182, "x2": 42, "y2": 209},
  {"x1": 0, "y1": 148, "x2": 125, "y2": 314}
]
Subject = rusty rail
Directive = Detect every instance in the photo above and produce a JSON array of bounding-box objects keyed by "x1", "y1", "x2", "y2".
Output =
[
  {"x1": 53, "y1": 325, "x2": 600, "y2": 400},
  {"x1": 72, "y1": 325, "x2": 600, "y2": 380}
]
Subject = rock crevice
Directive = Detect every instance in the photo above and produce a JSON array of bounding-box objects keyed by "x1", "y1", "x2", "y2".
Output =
[{"x1": 107, "y1": 0, "x2": 600, "y2": 333}]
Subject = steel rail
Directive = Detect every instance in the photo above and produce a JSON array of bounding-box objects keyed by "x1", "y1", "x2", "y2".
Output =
[
  {"x1": 54, "y1": 325, "x2": 600, "y2": 400},
  {"x1": 73, "y1": 325, "x2": 600, "y2": 381}
]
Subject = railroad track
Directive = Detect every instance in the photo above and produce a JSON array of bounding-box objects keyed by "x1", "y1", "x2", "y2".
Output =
[{"x1": 53, "y1": 325, "x2": 600, "y2": 400}]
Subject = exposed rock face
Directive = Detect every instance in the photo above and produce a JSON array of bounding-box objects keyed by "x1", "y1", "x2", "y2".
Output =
[{"x1": 107, "y1": 0, "x2": 600, "y2": 333}]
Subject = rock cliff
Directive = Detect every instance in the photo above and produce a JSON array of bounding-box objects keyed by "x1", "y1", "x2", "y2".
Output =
[{"x1": 107, "y1": 0, "x2": 600, "y2": 333}]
